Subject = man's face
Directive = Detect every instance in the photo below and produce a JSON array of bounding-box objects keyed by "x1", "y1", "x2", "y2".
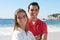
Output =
[{"x1": 28, "y1": 5, "x2": 39, "y2": 19}]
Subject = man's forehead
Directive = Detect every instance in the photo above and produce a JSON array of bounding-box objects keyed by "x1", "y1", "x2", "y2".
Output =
[{"x1": 30, "y1": 5, "x2": 38, "y2": 9}]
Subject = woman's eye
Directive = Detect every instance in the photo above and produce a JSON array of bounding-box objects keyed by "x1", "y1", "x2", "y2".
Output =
[
  {"x1": 23, "y1": 15, "x2": 26, "y2": 18},
  {"x1": 18, "y1": 17, "x2": 21, "y2": 19}
]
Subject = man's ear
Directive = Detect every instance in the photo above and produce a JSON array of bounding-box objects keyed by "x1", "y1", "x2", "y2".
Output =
[
  {"x1": 38, "y1": 10, "x2": 39, "y2": 13},
  {"x1": 28, "y1": 9, "x2": 29, "y2": 12}
]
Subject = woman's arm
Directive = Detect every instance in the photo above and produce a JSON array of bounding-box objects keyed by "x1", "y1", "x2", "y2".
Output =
[{"x1": 29, "y1": 31, "x2": 36, "y2": 40}]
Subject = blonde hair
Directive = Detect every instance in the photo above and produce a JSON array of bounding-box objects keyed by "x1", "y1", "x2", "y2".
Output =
[{"x1": 14, "y1": 8, "x2": 28, "y2": 32}]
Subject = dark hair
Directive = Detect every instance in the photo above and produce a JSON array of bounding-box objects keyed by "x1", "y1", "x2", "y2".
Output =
[
  {"x1": 28, "y1": 2, "x2": 40, "y2": 10},
  {"x1": 14, "y1": 8, "x2": 28, "y2": 32}
]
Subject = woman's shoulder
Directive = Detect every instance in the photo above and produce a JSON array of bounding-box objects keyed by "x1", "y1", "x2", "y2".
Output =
[
  {"x1": 28, "y1": 31, "x2": 32, "y2": 33},
  {"x1": 13, "y1": 29, "x2": 23, "y2": 35},
  {"x1": 12, "y1": 30, "x2": 19, "y2": 35},
  {"x1": 28, "y1": 31, "x2": 34, "y2": 35}
]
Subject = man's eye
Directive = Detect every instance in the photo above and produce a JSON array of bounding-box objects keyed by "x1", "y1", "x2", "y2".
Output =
[
  {"x1": 36, "y1": 9, "x2": 38, "y2": 11},
  {"x1": 31, "y1": 9, "x2": 34, "y2": 11}
]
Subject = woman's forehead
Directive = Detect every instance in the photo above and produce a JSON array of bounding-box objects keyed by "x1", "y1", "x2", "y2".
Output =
[{"x1": 17, "y1": 12, "x2": 25, "y2": 16}]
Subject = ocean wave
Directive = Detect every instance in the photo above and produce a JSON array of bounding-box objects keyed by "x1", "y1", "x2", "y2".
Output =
[
  {"x1": 0, "y1": 25, "x2": 60, "y2": 36},
  {"x1": 0, "y1": 27, "x2": 13, "y2": 36}
]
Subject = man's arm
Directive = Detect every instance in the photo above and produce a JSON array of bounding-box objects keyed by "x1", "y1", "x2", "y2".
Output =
[
  {"x1": 41, "y1": 21, "x2": 47, "y2": 40},
  {"x1": 41, "y1": 33, "x2": 47, "y2": 40}
]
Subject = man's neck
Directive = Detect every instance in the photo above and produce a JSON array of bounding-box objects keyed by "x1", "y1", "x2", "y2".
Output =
[{"x1": 30, "y1": 17, "x2": 38, "y2": 22}]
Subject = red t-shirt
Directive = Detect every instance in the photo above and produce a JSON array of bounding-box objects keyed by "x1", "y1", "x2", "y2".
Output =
[{"x1": 28, "y1": 19, "x2": 47, "y2": 36}]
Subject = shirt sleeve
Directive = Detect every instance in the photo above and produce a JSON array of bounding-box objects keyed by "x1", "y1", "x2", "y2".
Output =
[
  {"x1": 42, "y1": 22, "x2": 48, "y2": 34},
  {"x1": 11, "y1": 31, "x2": 23, "y2": 40}
]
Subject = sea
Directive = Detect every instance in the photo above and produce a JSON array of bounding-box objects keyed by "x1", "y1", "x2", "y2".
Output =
[
  {"x1": 0, "y1": 19, "x2": 60, "y2": 27},
  {"x1": 0, "y1": 19, "x2": 14, "y2": 27}
]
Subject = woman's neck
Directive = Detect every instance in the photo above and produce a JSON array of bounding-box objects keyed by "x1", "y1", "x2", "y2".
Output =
[
  {"x1": 20, "y1": 25, "x2": 25, "y2": 31},
  {"x1": 18, "y1": 24, "x2": 28, "y2": 32}
]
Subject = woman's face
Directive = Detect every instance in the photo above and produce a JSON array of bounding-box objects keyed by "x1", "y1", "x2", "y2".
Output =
[{"x1": 17, "y1": 12, "x2": 27, "y2": 28}]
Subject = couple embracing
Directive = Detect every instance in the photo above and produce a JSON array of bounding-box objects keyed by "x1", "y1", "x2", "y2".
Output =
[{"x1": 12, "y1": 2, "x2": 48, "y2": 40}]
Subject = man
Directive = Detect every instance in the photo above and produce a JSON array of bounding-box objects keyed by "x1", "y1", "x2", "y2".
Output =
[{"x1": 28, "y1": 2, "x2": 48, "y2": 40}]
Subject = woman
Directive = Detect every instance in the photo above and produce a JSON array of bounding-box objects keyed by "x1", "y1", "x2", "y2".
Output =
[{"x1": 12, "y1": 8, "x2": 35, "y2": 40}]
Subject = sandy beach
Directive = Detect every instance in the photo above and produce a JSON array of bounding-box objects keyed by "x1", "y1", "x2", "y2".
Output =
[
  {"x1": 0, "y1": 26, "x2": 60, "y2": 40},
  {"x1": 0, "y1": 27, "x2": 13, "y2": 40},
  {"x1": 47, "y1": 32, "x2": 60, "y2": 40}
]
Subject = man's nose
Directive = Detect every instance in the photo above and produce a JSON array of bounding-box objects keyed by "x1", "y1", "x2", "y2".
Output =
[{"x1": 32, "y1": 11, "x2": 36, "y2": 13}]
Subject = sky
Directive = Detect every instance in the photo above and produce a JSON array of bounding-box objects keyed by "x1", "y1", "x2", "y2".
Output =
[{"x1": 0, "y1": 0, "x2": 60, "y2": 19}]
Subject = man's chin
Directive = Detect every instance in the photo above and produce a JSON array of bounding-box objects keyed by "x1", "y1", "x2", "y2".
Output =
[{"x1": 32, "y1": 17, "x2": 36, "y2": 19}]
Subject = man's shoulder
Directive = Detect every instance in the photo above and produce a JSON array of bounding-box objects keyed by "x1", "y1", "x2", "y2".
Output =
[
  {"x1": 37, "y1": 19, "x2": 46, "y2": 24},
  {"x1": 27, "y1": 18, "x2": 46, "y2": 24},
  {"x1": 37, "y1": 19, "x2": 43, "y2": 23}
]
